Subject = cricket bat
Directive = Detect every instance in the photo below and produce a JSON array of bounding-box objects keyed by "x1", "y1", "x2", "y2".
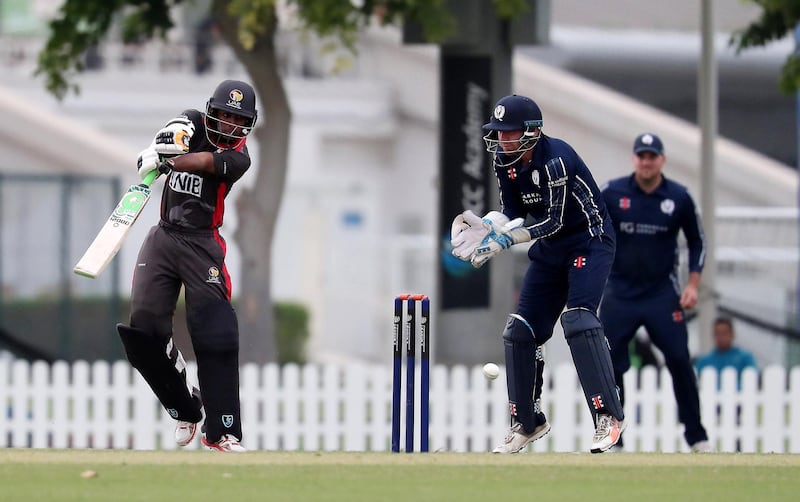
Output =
[{"x1": 73, "y1": 170, "x2": 159, "y2": 278}]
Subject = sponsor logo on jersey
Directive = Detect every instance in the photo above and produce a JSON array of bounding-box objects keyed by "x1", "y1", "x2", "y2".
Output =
[
  {"x1": 521, "y1": 192, "x2": 542, "y2": 204},
  {"x1": 169, "y1": 172, "x2": 203, "y2": 197},
  {"x1": 620, "y1": 221, "x2": 635, "y2": 234},
  {"x1": 206, "y1": 266, "x2": 221, "y2": 284},
  {"x1": 661, "y1": 198, "x2": 675, "y2": 215},
  {"x1": 619, "y1": 197, "x2": 631, "y2": 210}
]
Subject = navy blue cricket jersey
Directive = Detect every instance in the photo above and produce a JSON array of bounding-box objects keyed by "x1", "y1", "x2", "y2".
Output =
[
  {"x1": 601, "y1": 174, "x2": 705, "y2": 299},
  {"x1": 495, "y1": 135, "x2": 610, "y2": 241}
]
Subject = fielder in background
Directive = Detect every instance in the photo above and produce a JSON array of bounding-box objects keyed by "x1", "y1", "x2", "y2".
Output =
[
  {"x1": 450, "y1": 94, "x2": 625, "y2": 454},
  {"x1": 116, "y1": 80, "x2": 258, "y2": 453},
  {"x1": 599, "y1": 132, "x2": 711, "y2": 453},
  {"x1": 695, "y1": 316, "x2": 757, "y2": 390}
]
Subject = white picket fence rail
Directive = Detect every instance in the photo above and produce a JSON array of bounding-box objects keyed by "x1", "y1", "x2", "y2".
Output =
[{"x1": 1, "y1": 359, "x2": 798, "y2": 453}]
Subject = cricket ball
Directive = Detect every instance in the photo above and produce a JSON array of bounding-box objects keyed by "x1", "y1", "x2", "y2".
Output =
[{"x1": 482, "y1": 362, "x2": 500, "y2": 380}]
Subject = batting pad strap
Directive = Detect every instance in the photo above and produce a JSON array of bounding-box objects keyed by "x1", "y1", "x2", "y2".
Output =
[{"x1": 560, "y1": 309, "x2": 624, "y2": 421}]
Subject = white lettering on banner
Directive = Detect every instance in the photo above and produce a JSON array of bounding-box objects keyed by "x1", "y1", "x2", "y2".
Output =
[
  {"x1": 169, "y1": 172, "x2": 203, "y2": 197},
  {"x1": 461, "y1": 82, "x2": 489, "y2": 214}
]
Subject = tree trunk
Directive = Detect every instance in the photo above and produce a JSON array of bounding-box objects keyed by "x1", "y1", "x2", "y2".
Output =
[{"x1": 212, "y1": 2, "x2": 290, "y2": 363}]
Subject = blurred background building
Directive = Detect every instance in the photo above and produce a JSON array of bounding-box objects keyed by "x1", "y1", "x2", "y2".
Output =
[{"x1": 0, "y1": 0, "x2": 797, "y2": 368}]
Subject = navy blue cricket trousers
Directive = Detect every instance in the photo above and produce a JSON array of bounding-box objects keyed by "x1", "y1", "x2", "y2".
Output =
[
  {"x1": 516, "y1": 232, "x2": 615, "y2": 343},
  {"x1": 599, "y1": 285, "x2": 708, "y2": 445}
]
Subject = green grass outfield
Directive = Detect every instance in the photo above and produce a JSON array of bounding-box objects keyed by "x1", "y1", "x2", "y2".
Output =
[{"x1": 1, "y1": 450, "x2": 798, "y2": 501}]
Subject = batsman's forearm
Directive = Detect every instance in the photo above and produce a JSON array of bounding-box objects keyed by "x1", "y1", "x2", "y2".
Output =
[{"x1": 170, "y1": 152, "x2": 216, "y2": 174}]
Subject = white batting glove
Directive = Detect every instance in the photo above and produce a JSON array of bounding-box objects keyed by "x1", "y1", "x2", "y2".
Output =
[
  {"x1": 153, "y1": 116, "x2": 195, "y2": 156},
  {"x1": 470, "y1": 227, "x2": 532, "y2": 268},
  {"x1": 136, "y1": 145, "x2": 160, "y2": 181}
]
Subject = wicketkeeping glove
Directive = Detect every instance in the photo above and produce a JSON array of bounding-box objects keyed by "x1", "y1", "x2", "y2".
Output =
[
  {"x1": 154, "y1": 116, "x2": 195, "y2": 156},
  {"x1": 136, "y1": 145, "x2": 160, "y2": 181},
  {"x1": 451, "y1": 210, "x2": 524, "y2": 261},
  {"x1": 470, "y1": 227, "x2": 532, "y2": 268},
  {"x1": 450, "y1": 210, "x2": 487, "y2": 260}
]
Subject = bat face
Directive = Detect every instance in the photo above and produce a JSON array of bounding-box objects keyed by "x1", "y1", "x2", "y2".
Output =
[
  {"x1": 73, "y1": 183, "x2": 153, "y2": 279},
  {"x1": 109, "y1": 185, "x2": 151, "y2": 227}
]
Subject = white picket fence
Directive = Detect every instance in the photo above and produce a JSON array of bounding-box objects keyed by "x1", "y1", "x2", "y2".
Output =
[{"x1": 1, "y1": 359, "x2": 798, "y2": 453}]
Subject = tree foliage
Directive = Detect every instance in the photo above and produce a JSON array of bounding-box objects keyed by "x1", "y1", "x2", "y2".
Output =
[
  {"x1": 36, "y1": 0, "x2": 532, "y2": 99},
  {"x1": 36, "y1": 0, "x2": 180, "y2": 99},
  {"x1": 730, "y1": 0, "x2": 800, "y2": 93}
]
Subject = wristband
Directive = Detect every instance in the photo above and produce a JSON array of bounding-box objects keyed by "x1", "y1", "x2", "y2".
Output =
[{"x1": 158, "y1": 158, "x2": 175, "y2": 175}]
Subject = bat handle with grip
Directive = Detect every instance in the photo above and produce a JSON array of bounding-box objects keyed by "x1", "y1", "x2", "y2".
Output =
[{"x1": 140, "y1": 169, "x2": 160, "y2": 188}]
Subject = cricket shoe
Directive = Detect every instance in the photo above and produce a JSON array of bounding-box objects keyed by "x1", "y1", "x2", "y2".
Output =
[
  {"x1": 176, "y1": 388, "x2": 203, "y2": 447},
  {"x1": 202, "y1": 434, "x2": 247, "y2": 452},
  {"x1": 690, "y1": 440, "x2": 713, "y2": 453},
  {"x1": 175, "y1": 420, "x2": 201, "y2": 447},
  {"x1": 590, "y1": 414, "x2": 626, "y2": 454},
  {"x1": 492, "y1": 421, "x2": 551, "y2": 453}
]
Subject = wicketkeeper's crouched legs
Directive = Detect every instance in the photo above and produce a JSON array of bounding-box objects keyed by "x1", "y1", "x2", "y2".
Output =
[
  {"x1": 188, "y1": 300, "x2": 242, "y2": 443},
  {"x1": 561, "y1": 308, "x2": 624, "y2": 423},
  {"x1": 503, "y1": 314, "x2": 546, "y2": 433},
  {"x1": 117, "y1": 323, "x2": 203, "y2": 423}
]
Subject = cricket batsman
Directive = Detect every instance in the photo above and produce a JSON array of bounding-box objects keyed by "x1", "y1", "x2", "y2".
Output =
[{"x1": 117, "y1": 79, "x2": 257, "y2": 452}]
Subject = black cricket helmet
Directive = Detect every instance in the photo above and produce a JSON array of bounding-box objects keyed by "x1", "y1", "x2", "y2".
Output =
[
  {"x1": 205, "y1": 79, "x2": 258, "y2": 149},
  {"x1": 482, "y1": 94, "x2": 543, "y2": 165}
]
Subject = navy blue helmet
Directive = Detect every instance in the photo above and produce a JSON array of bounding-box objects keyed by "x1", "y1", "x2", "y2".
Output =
[{"x1": 482, "y1": 94, "x2": 543, "y2": 164}]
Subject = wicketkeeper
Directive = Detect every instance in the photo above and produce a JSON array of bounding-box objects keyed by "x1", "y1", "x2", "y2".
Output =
[{"x1": 451, "y1": 94, "x2": 625, "y2": 454}]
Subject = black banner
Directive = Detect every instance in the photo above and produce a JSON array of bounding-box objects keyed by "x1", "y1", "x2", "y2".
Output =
[{"x1": 438, "y1": 54, "x2": 493, "y2": 309}]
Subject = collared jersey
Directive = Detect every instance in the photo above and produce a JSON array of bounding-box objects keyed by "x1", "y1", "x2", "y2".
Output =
[
  {"x1": 158, "y1": 109, "x2": 251, "y2": 230},
  {"x1": 602, "y1": 174, "x2": 705, "y2": 299},
  {"x1": 494, "y1": 135, "x2": 610, "y2": 241}
]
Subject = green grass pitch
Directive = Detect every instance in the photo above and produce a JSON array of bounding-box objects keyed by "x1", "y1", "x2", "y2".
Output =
[{"x1": 1, "y1": 450, "x2": 798, "y2": 501}]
